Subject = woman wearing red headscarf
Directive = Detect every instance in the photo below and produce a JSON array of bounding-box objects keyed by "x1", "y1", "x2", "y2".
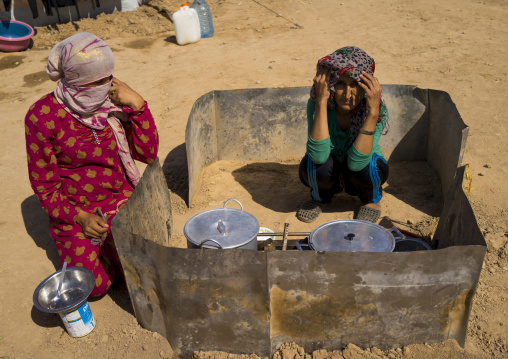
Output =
[
  {"x1": 25, "y1": 32, "x2": 159, "y2": 296},
  {"x1": 297, "y1": 46, "x2": 389, "y2": 223}
]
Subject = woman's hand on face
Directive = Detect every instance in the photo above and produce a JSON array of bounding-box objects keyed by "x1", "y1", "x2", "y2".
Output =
[
  {"x1": 314, "y1": 66, "x2": 331, "y2": 104},
  {"x1": 76, "y1": 210, "x2": 109, "y2": 239},
  {"x1": 358, "y1": 71, "x2": 382, "y2": 117},
  {"x1": 109, "y1": 78, "x2": 145, "y2": 110}
]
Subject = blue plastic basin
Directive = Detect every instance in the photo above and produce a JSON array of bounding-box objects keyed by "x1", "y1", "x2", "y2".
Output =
[
  {"x1": 0, "y1": 20, "x2": 34, "y2": 52},
  {"x1": 0, "y1": 21, "x2": 32, "y2": 38}
]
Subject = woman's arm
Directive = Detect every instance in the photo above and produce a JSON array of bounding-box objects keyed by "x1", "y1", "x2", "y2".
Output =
[
  {"x1": 310, "y1": 67, "x2": 331, "y2": 142},
  {"x1": 123, "y1": 104, "x2": 159, "y2": 164},
  {"x1": 306, "y1": 100, "x2": 332, "y2": 164},
  {"x1": 354, "y1": 72, "x2": 382, "y2": 154},
  {"x1": 347, "y1": 116, "x2": 387, "y2": 172},
  {"x1": 109, "y1": 78, "x2": 159, "y2": 164}
]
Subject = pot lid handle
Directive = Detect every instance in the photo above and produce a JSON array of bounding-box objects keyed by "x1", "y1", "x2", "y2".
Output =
[
  {"x1": 217, "y1": 219, "x2": 227, "y2": 235},
  {"x1": 223, "y1": 198, "x2": 243, "y2": 211},
  {"x1": 199, "y1": 239, "x2": 224, "y2": 249}
]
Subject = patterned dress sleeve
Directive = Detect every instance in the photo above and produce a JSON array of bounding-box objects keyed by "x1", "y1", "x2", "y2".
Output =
[
  {"x1": 123, "y1": 101, "x2": 159, "y2": 164},
  {"x1": 25, "y1": 100, "x2": 82, "y2": 225}
]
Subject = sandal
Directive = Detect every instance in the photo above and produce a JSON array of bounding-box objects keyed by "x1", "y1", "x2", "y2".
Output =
[
  {"x1": 296, "y1": 200, "x2": 322, "y2": 223},
  {"x1": 356, "y1": 206, "x2": 381, "y2": 223}
]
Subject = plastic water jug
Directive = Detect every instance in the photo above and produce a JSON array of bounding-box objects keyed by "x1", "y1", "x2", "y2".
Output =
[
  {"x1": 173, "y1": 3, "x2": 201, "y2": 45},
  {"x1": 190, "y1": 0, "x2": 214, "y2": 38}
]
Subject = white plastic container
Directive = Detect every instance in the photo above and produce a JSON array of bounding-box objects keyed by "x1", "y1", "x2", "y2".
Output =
[{"x1": 173, "y1": 3, "x2": 201, "y2": 45}]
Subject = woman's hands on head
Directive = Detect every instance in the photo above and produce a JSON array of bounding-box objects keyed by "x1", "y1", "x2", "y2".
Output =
[
  {"x1": 358, "y1": 72, "x2": 382, "y2": 118},
  {"x1": 109, "y1": 78, "x2": 145, "y2": 110},
  {"x1": 314, "y1": 66, "x2": 331, "y2": 104},
  {"x1": 76, "y1": 210, "x2": 109, "y2": 239}
]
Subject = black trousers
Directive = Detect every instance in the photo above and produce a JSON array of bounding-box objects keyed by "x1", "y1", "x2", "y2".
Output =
[{"x1": 299, "y1": 154, "x2": 389, "y2": 204}]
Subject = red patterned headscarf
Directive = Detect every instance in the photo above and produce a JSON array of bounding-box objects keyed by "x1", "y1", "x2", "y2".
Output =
[{"x1": 310, "y1": 46, "x2": 388, "y2": 145}]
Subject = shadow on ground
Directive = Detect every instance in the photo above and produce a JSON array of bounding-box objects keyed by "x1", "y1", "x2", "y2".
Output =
[
  {"x1": 161, "y1": 143, "x2": 189, "y2": 206},
  {"x1": 383, "y1": 160, "x2": 443, "y2": 217},
  {"x1": 22, "y1": 195, "x2": 135, "y2": 317},
  {"x1": 230, "y1": 161, "x2": 358, "y2": 215},
  {"x1": 30, "y1": 305, "x2": 64, "y2": 330},
  {"x1": 230, "y1": 160, "x2": 442, "y2": 219},
  {"x1": 21, "y1": 195, "x2": 61, "y2": 269}
]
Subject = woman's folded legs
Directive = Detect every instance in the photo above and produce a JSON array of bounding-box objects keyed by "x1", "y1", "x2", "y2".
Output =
[{"x1": 297, "y1": 154, "x2": 389, "y2": 222}]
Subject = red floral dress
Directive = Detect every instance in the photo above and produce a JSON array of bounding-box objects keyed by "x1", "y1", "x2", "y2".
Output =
[{"x1": 25, "y1": 93, "x2": 159, "y2": 296}]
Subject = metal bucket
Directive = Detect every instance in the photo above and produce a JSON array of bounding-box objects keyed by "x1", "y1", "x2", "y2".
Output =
[
  {"x1": 33, "y1": 267, "x2": 96, "y2": 337},
  {"x1": 184, "y1": 199, "x2": 260, "y2": 250},
  {"x1": 309, "y1": 219, "x2": 396, "y2": 252}
]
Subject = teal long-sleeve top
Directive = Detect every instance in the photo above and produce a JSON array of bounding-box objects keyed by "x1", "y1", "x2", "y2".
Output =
[{"x1": 306, "y1": 99, "x2": 387, "y2": 171}]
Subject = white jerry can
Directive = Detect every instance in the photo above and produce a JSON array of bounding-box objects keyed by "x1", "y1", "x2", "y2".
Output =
[{"x1": 173, "y1": 3, "x2": 201, "y2": 45}]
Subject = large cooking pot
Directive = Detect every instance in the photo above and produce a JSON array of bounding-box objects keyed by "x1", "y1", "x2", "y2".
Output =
[
  {"x1": 184, "y1": 199, "x2": 259, "y2": 250},
  {"x1": 309, "y1": 219, "x2": 396, "y2": 252}
]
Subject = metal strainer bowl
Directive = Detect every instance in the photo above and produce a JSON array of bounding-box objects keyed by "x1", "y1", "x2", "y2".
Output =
[{"x1": 33, "y1": 267, "x2": 95, "y2": 314}]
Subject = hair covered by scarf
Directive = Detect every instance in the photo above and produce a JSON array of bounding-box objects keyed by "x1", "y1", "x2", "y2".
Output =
[
  {"x1": 47, "y1": 32, "x2": 115, "y2": 86},
  {"x1": 46, "y1": 32, "x2": 141, "y2": 187},
  {"x1": 310, "y1": 46, "x2": 388, "y2": 145}
]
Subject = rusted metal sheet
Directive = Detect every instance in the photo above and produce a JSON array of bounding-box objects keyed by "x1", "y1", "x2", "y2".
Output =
[
  {"x1": 267, "y1": 247, "x2": 483, "y2": 352},
  {"x1": 112, "y1": 228, "x2": 271, "y2": 357},
  {"x1": 426, "y1": 90, "x2": 469, "y2": 197},
  {"x1": 377, "y1": 86, "x2": 428, "y2": 162},
  {"x1": 111, "y1": 157, "x2": 172, "y2": 247},
  {"x1": 111, "y1": 160, "x2": 485, "y2": 357},
  {"x1": 185, "y1": 86, "x2": 467, "y2": 205},
  {"x1": 112, "y1": 86, "x2": 485, "y2": 357},
  {"x1": 213, "y1": 88, "x2": 309, "y2": 162},
  {"x1": 434, "y1": 165, "x2": 486, "y2": 248},
  {"x1": 185, "y1": 91, "x2": 218, "y2": 210}
]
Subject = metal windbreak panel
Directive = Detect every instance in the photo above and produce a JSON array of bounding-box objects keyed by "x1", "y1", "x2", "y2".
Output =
[
  {"x1": 435, "y1": 166, "x2": 486, "y2": 248},
  {"x1": 185, "y1": 86, "x2": 457, "y2": 205},
  {"x1": 185, "y1": 91, "x2": 218, "y2": 206},
  {"x1": 379, "y1": 86, "x2": 428, "y2": 161},
  {"x1": 426, "y1": 90, "x2": 468, "y2": 197},
  {"x1": 114, "y1": 231, "x2": 271, "y2": 358},
  {"x1": 113, "y1": 87, "x2": 487, "y2": 357},
  {"x1": 267, "y1": 247, "x2": 484, "y2": 353},
  {"x1": 111, "y1": 160, "x2": 486, "y2": 357},
  {"x1": 160, "y1": 248, "x2": 271, "y2": 357},
  {"x1": 110, "y1": 157, "x2": 172, "y2": 247},
  {"x1": 213, "y1": 87, "x2": 309, "y2": 162},
  {"x1": 111, "y1": 227, "x2": 169, "y2": 338}
]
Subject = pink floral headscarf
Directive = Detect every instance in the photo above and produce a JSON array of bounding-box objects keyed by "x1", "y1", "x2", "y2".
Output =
[{"x1": 47, "y1": 32, "x2": 140, "y2": 186}]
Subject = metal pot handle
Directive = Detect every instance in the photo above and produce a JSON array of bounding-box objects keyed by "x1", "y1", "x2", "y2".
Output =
[
  {"x1": 199, "y1": 239, "x2": 224, "y2": 249},
  {"x1": 391, "y1": 226, "x2": 406, "y2": 241},
  {"x1": 223, "y1": 198, "x2": 243, "y2": 211}
]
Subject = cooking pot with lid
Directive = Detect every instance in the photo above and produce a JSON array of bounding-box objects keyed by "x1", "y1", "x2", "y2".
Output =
[
  {"x1": 309, "y1": 219, "x2": 395, "y2": 252},
  {"x1": 184, "y1": 199, "x2": 260, "y2": 250}
]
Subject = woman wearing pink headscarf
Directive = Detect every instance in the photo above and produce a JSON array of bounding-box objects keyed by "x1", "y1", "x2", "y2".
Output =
[{"x1": 25, "y1": 32, "x2": 159, "y2": 296}]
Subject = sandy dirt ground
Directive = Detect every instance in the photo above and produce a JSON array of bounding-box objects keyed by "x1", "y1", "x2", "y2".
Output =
[{"x1": 1, "y1": 0, "x2": 507, "y2": 358}]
